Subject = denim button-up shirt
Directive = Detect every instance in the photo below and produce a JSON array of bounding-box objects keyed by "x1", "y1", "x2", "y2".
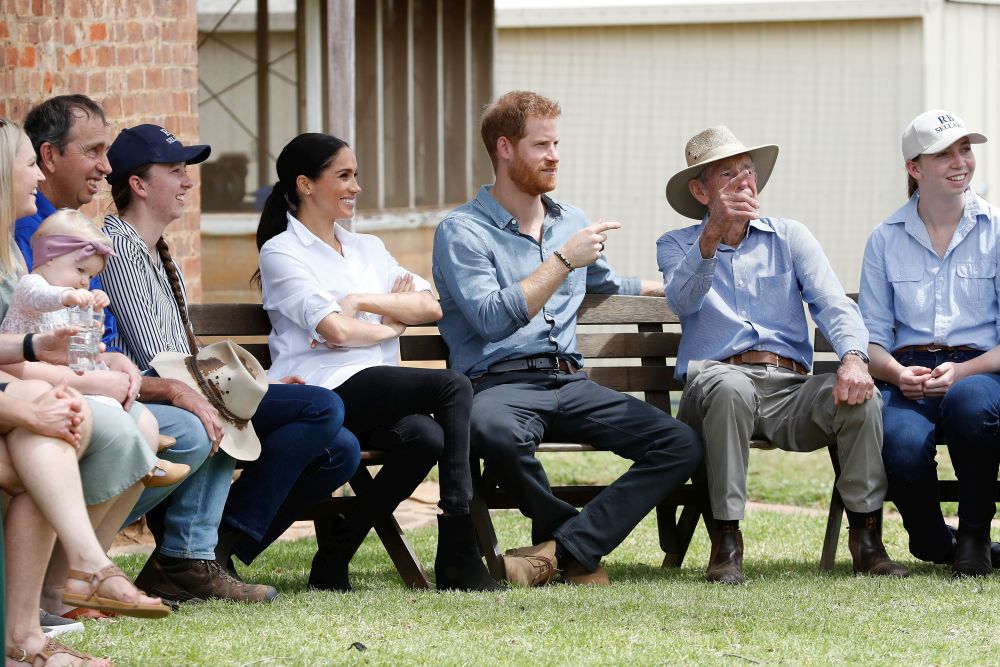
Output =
[
  {"x1": 433, "y1": 185, "x2": 640, "y2": 376},
  {"x1": 859, "y1": 189, "x2": 1000, "y2": 353},
  {"x1": 658, "y1": 216, "x2": 867, "y2": 380}
]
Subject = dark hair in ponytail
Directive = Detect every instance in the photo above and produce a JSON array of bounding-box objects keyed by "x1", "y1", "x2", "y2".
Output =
[{"x1": 251, "y1": 133, "x2": 349, "y2": 289}]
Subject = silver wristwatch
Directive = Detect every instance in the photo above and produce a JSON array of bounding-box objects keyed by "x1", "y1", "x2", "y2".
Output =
[{"x1": 842, "y1": 349, "x2": 870, "y2": 364}]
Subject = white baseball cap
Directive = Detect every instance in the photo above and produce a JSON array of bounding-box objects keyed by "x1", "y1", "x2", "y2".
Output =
[{"x1": 901, "y1": 109, "x2": 987, "y2": 161}]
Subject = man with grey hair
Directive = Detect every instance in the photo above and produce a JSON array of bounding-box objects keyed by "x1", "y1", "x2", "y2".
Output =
[{"x1": 657, "y1": 126, "x2": 907, "y2": 584}]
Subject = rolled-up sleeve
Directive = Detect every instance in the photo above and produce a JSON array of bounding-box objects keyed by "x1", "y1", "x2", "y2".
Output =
[
  {"x1": 658, "y1": 232, "x2": 717, "y2": 316},
  {"x1": 433, "y1": 216, "x2": 529, "y2": 342},
  {"x1": 259, "y1": 243, "x2": 341, "y2": 342},
  {"x1": 788, "y1": 221, "x2": 867, "y2": 356}
]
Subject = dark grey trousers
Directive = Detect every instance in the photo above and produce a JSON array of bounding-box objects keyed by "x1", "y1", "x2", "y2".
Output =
[{"x1": 471, "y1": 370, "x2": 703, "y2": 571}]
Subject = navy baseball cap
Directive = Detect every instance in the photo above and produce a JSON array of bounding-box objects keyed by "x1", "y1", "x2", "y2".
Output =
[{"x1": 106, "y1": 124, "x2": 211, "y2": 184}]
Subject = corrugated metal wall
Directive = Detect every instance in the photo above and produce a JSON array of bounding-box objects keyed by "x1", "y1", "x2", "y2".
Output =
[
  {"x1": 496, "y1": 18, "x2": 929, "y2": 292},
  {"x1": 928, "y1": 2, "x2": 1000, "y2": 206}
]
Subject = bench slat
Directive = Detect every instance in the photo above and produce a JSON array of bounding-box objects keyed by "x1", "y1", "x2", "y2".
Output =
[
  {"x1": 190, "y1": 303, "x2": 270, "y2": 336},
  {"x1": 577, "y1": 294, "x2": 679, "y2": 324}
]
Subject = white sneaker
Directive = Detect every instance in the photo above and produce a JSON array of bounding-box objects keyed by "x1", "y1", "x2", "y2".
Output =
[{"x1": 40, "y1": 609, "x2": 84, "y2": 637}]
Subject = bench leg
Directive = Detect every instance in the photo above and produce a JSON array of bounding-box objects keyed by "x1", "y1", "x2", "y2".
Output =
[
  {"x1": 658, "y1": 502, "x2": 703, "y2": 568},
  {"x1": 470, "y1": 461, "x2": 505, "y2": 581},
  {"x1": 349, "y1": 466, "x2": 431, "y2": 589},
  {"x1": 820, "y1": 444, "x2": 845, "y2": 571},
  {"x1": 471, "y1": 491, "x2": 505, "y2": 581}
]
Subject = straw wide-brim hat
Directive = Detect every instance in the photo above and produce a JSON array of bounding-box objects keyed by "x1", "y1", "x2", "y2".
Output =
[
  {"x1": 151, "y1": 340, "x2": 268, "y2": 461},
  {"x1": 665, "y1": 126, "x2": 779, "y2": 220}
]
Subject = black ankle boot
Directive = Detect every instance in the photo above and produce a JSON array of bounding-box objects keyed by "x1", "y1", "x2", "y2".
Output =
[
  {"x1": 953, "y1": 527, "x2": 992, "y2": 578},
  {"x1": 434, "y1": 514, "x2": 505, "y2": 591},
  {"x1": 308, "y1": 514, "x2": 369, "y2": 592}
]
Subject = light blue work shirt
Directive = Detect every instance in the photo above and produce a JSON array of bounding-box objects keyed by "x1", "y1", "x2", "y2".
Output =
[
  {"x1": 432, "y1": 185, "x2": 640, "y2": 376},
  {"x1": 859, "y1": 189, "x2": 1000, "y2": 353},
  {"x1": 657, "y1": 216, "x2": 867, "y2": 380}
]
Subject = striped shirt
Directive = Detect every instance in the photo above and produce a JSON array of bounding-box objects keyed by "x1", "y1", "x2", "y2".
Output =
[{"x1": 101, "y1": 214, "x2": 192, "y2": 370}]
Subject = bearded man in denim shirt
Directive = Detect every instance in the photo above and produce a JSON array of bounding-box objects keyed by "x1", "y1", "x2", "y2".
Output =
[
  {"x1": 433, "y1": 91, "x2": 702, "y2": 587},
  {"x1": 657, "y1": 126, "x2": 908, "y2": 584}
]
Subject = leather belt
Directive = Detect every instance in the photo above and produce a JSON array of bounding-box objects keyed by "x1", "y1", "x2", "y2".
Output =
[
  {"x1": 486, "y1": 356, "x2": 578, "y2": 374},
  {"x1": 724, "y1": 350, "x2": 807, "y2": 375},
  {"x1": 894, "y1": 344, "x2": 978, "y2": 355}
]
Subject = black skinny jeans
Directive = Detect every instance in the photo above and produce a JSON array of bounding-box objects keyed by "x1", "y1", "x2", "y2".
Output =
[{"x1": 335, "y1": 365, "x2": 475, "y2": 515}]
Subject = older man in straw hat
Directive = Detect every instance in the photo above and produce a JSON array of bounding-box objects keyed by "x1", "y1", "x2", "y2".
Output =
[{"x1": 656, "y1": 126, "x2": 908, "y2": 583}]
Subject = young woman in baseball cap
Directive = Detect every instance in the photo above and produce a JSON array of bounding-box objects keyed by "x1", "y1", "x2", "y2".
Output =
[{"x1": 859, "y1": 109, "x2": 1000, "y2": 577}]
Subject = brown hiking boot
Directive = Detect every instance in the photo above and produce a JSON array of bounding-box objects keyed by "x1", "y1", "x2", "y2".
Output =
[
  {"x1": 706, "y1": 526, "x2": 744, "y2": 584},
  {"x1": 135, "y1": 553, "x2": 278, "y2": 605},
  {"x1": 848, "y1": 518, "x2": 909, "y2": 578},
  {"x1": 502, "y1": 540, "x2": 559, "y2": 587}
]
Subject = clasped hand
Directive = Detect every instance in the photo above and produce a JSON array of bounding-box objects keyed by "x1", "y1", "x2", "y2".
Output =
[{"x1": 897, "y1": 362, "x2": 962, "y2": 400}]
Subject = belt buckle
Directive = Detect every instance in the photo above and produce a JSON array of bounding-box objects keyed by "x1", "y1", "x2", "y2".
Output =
[{"x1": 925, "y1": 346, "x2": 944, "y2": 353}]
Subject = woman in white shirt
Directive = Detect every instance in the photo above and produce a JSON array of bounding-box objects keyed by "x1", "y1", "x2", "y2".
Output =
[
  {"x1": 254, "y1": 133, "x2": 505, "y2": 592},
  {"x1": 860, "y1": 109, "x2": 1000, "y2": 577}
]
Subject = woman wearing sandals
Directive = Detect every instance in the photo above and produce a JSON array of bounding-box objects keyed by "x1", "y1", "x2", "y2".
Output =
[
  {"x1": 252, "y1": 132, "x2": 536, "y2": 591},
  {"x1": 99, "y1": 125, "x2": 361, "y2": 594},
  {"x1": 1, "y1": 118, "x2": 168, "y2": 667},
  {"x1": 860, "y1": 109, "x2": 1000, "y2": 577}
]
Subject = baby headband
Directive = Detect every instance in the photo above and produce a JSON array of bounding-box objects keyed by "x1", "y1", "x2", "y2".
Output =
[{"x1": 31, "y1": 234, "x2": 117, "y2": 267}]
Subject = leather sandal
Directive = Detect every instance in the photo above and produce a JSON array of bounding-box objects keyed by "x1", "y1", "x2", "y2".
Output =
[
  {"x1": 62, "y1": 563, "x2": 171, "y2": 619},
  {"x1": 7, "y1": 637, "x2": 113, "y2": 666}
]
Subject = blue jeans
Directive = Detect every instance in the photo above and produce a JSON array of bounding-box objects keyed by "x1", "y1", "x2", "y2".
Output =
[
  {"x1": 881, "y1": 349, "x2": 1000, "y2": 561},
  {"x1": 223, "y1": 383, "x2": 361, "y2": 564},
  {"x1": 127, "y1": 403, "x2": 235, "y2": 560}
]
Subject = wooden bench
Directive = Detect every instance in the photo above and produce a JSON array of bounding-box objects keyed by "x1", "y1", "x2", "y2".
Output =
[
  {"x1": 194, "y1": 294, "x2": 987, "y2": 585},
  {"x1": 190, "y1": 303, "x2": 433, "y2": 589}
]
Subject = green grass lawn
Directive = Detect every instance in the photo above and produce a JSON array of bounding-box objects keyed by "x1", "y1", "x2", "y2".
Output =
[
  {"x1": 68, "y1": 447, "x2": 985, "y2": 666},
  {"x1": 78, "y1": 510, "x2": 999, "y2": 666}
]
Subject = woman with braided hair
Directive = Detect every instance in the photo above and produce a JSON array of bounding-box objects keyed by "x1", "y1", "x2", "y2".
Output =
[{"x1": 100, "y1": 124, "x2": 361, "y2": 604}]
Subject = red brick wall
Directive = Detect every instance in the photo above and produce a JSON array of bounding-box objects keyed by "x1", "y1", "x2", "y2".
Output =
[{"x1": 0, "y1": 0, "x2": 203, "y2": 300}]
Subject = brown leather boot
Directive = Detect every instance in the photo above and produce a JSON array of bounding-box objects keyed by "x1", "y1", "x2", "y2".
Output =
[
  {"x1": 135, "y1": 552, "x2": 278, "y2": 605},
  {"x1": 848, "y1": 518, "x2": 908, "y2": 578},
  {"x1": 706, "y1": 526, "x2": 744, "y2": 584}
]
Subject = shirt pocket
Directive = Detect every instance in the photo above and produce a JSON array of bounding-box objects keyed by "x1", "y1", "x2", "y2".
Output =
[
  {"x1": 886, "y1": 258, "x2": 924, "y2": 309},
  {"x1": 956, "y1": 260, "x2": 997, "y2": 309},
  {"x1": 750, "y1": 270, "x2": 793, "y2": 322}
]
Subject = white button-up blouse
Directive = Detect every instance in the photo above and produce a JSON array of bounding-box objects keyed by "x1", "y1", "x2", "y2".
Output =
[{"x1": 259, "y1": 213, "x2": 432, "y2": 389}]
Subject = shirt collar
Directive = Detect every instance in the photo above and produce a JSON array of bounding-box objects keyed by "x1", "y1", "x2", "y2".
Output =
[
  {"x1": 474, "y1": 184, "x2": 565, "y2": 231},
  {"x1": 104, "y1": 214, "x2": 145, "y2": 248},
  {"x1": 890, "y1": 188, "x2": 986, "y2": 231},
  {"x1": 286, "y1": 212, "x2": 355, "y2": 248}
]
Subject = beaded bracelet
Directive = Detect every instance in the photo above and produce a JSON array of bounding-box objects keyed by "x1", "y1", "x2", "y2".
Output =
[{"x1": 553, "y1": 250, "x2": 574, "y2": 271}]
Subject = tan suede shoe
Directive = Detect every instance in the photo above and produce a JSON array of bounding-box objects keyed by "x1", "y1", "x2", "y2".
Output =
[{"x1": 502, "y1": 540, "x2": 559, "y2": 587}]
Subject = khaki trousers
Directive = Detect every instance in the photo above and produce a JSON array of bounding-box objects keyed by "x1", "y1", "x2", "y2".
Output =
[{"x1": 677, "y1": 360, "x2": 887, "y2": 520}]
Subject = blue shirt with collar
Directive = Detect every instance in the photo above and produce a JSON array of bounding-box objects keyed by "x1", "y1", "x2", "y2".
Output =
[
  {"x1": 860, "y1": 188, "x2": 1000, "y2": 353},
  {"x1": 657, "y1": 215, "x2": 867, "y2": 380},
  {"x1": 14, "y1": 191, "x2": 120, "y2": 348},
  {"x1": 433, "y1": 184, "x2": 640, "y2": 377}
]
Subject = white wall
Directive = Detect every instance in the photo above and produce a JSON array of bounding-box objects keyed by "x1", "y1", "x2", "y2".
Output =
[{"x1": 496, "y1": 18, "x2": 925, "y2": 292}]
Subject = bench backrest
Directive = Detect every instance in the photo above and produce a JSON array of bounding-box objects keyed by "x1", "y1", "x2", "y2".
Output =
[{"x1": 189, "y1": 292, "x2": 855, "y2": 418}]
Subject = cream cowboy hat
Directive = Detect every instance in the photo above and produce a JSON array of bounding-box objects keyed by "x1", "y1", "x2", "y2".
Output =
[
  {"x1": 150, "y1": 340, "x2": 268, "y2": 461},
  {"x1": 665, "y1": 126, "x2": 779, "y2": 220}
]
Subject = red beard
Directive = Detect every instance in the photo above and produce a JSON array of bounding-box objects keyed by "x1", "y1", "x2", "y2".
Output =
[{"x1": 509, "y1": 152, "x2": 557, "y2": 196}]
